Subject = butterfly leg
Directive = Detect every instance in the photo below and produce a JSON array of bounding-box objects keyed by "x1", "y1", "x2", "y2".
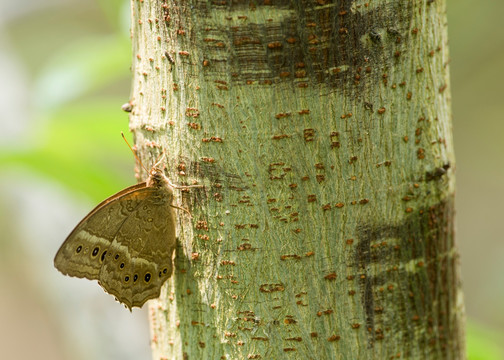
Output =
[
  {"x1": 173, "y1": 184, "x2": 204, "y2": 190},
  {"x1": 170, "y1": 204, "x2": 192, "y2": 217}
]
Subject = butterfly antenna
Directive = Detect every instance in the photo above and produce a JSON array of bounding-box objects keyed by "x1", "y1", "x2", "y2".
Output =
[
  {"x1": 153, "y1": 151, "x2": 166, "y2": 169},
  {"x1": 121, "y1": 132, "x2": 148, "y2": 173}
]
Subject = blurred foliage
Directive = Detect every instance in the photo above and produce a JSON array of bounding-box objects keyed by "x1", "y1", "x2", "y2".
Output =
[
  {"x1": 466, "y1": 321, "x2": 504, "y2": 360},
  {"x1": 1, "y1": 100, "x2": 134, "y2": 200},
  {"x1": 1, "y1": 0, "x2": 134, "y2": 202}
]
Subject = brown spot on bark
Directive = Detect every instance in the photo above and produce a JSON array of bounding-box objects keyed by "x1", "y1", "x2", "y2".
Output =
[
  {"x1": 328, "y1": 334, "x2": 341, "y2": 342},
  {"x1": 324, "y1": 272, "x2": 337, "y2": 280},
  {"x1": 259, "y1": 283, "x2": 284, "y2": 293}
]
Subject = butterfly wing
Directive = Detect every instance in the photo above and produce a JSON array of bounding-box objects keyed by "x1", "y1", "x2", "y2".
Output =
[
  {"x1": 55, "y1": 176, "x2": 178, "y2": 309},
  {"x1": 54, "y1": 183, "x2": 151, "y2": 279},
  {"x1": 98, "y1": 188, "x2": 176, "y2": 309}
]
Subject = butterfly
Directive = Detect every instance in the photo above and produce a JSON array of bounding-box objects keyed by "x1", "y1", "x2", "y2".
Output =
[{"x1": 54, "y1": 134, "x2": 201, "y2": 310}]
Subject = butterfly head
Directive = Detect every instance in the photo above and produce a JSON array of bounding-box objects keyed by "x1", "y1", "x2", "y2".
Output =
[
  {"x1": 149, "y1": 166, "x2": 164, "y2": 178},
  {"x1": 144, "y1": 166, "x2": 173, "y2": 196},
  {"x1": 144, "y1": 152, "x2": 172, "y2": 188}
]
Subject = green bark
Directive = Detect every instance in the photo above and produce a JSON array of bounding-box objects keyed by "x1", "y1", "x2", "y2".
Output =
[{"x1": 128, "y1": 0, "x2": 464, "y2": 359}]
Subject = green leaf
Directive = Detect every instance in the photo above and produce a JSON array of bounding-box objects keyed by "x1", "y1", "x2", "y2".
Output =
[
  {"x1": 0, "y1": 100, "x2": 135, "y2": 201},
  {"x1": 33, "y1": 36, "x2": 130, "y2": 110},
  {"x1": 96, "y1": 0, "x2": 131, "y2": 32},
  {"x1": 466, "y1": 320, "x2": 504, "y2": 360}
]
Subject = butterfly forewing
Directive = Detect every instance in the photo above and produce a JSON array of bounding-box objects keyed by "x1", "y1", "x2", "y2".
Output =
[{"x1": 53, "y1": 184, "x2": 153, "y2": 278}]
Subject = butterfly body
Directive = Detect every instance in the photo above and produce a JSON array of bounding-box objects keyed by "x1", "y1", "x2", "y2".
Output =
[{"x1": 54, "y1": 167, "x2": 178, "y2": 310}]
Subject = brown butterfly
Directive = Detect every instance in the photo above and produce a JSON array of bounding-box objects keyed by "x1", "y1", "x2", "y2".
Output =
[{"x1": 54, "y1": 135, "x2": 201, "y2": 310}]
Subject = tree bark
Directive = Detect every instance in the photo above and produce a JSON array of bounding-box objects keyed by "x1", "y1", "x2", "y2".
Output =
[{"x1": 128, "y1": 0, "x2": 464, "y2": 359}]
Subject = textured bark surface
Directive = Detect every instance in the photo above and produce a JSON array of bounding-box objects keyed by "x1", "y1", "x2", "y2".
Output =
[{"x1": 128, "y1": 0, "x2": 465, "y2": 359}]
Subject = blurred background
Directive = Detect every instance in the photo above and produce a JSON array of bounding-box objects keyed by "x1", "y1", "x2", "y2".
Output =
[{"x1": 0, "y1": 0, "x2": 502, "y2": 359}]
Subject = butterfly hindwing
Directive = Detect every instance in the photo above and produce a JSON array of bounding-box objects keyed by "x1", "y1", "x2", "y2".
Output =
[{"x1": 98, "y1": 188, "x2": 176, "y2": 309}]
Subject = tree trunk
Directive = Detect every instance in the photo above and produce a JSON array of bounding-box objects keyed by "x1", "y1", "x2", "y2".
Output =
[{"x1": 128, "y1": 0, "x2": 464, "y2": 359}]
